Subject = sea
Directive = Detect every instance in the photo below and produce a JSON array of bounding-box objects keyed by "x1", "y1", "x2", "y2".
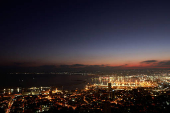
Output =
[{"x1": 0, "y1": 74, "x2": 99, "y2": 91}]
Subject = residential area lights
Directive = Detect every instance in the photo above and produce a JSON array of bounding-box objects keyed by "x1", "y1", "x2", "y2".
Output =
[{"x1": 1, "y1": 74, "x2": 170, "y2": 113}]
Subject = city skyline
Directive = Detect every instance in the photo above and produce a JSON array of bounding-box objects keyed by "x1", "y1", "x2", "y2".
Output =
[{"x1": 1, "y1": 0, "x2": 170, "y2": 70}]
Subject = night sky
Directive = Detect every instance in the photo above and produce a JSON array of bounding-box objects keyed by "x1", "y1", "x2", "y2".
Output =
[{"x1": 1, "y1": 0, "x2": 170, "y2": 70}]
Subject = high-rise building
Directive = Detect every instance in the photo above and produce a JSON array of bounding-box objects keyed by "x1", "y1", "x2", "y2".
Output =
[
  {"x1": 49, "y1": 90, "x2": 52, "y2": 96},
  {"x1": 108, "y1": 82, "x2": 111, "y2": 91}
]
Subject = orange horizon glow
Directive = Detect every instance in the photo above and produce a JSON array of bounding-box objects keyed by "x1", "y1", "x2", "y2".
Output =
[{"x1": 1, "y1": 59, "x2": 170, "y2": 69}]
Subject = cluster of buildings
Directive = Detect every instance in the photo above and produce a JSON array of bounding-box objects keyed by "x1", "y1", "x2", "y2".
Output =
[{"x1": 1, "y1": 74, "x2": 170, "y2": 113}]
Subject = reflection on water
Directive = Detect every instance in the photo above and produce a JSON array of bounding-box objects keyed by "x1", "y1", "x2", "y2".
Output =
[
  {"x1": 0, "y1": 74, "x2": 163, "y2": 94},
  {"x1": 0, "y1": 74, "x2": 96, "y2": 93}
]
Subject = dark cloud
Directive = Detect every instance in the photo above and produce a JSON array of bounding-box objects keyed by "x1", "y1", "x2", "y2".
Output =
[
  {"x1": 87, "y1": 65, "x2": 103, "y2": 67},
  {"x1": 112, "y1": 64, "x2": 128, "y2": 68},
  {"x1": 139, "y1": 60, "x2": 170, "y2": 68},
  {"x1": 59, "y1": 65, "x2": 70, "y2": 68},
  {"x1": 141, "y1": 60, "x2": 158, "y2": 64},
  {"x1": 124, "y1": 64, "x2": 128, "y2": 66},
  {"x1": 84, "y1": 65, "x2": 105, "y2": 69},
  {"x1": 157, "y1": 61, "x2": 170, "y2": 67},
  {"x1": 59, "y1": 64, "x2": 85, "y2": 68},
  {"x1": 71, "y1": 64, "x2": 85, "y2": 67},
  {"x1": 59, "y1": 64, "x2": 106, "y2": 68},
  {"x1": 39, "y1": 65, "x2": 56, "y2": 68}
]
